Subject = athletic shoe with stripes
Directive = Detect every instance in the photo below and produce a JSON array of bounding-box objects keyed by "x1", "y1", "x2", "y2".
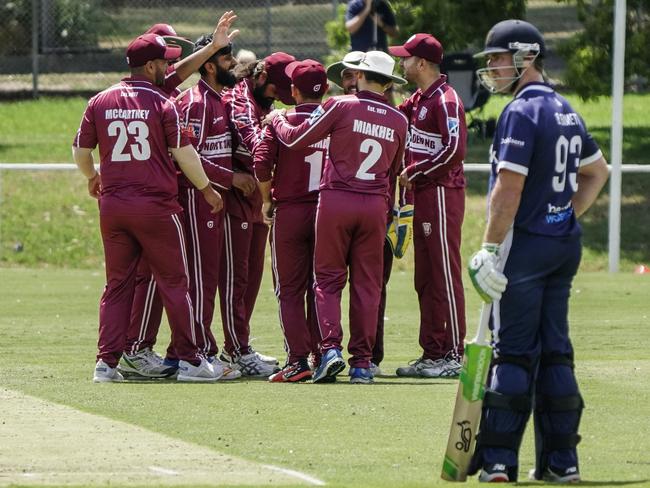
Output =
[
  {"x1": 269, "y1": 359, "x2": 312, "y2": 383},
  {"x1": 220, "y1": 349, "x2": 279, "y2": 366},
  {"x1": 312, "y1": 348, "x2": 345, "y2": 383},
  {"x1": 396, "y1": 357, "x2": 447, "y2": 377},
  {"x1": 118, "y1": 347, "x2": 176, "y2": 379},
  {"x1": 93, "y1": 360, "x2": 124, "y2": 383},
  {"x1": 233, "y1": 352, "x2": 280, "y2": 378}
]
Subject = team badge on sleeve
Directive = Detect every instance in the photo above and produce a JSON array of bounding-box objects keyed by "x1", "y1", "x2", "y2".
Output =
[
  {"x1": 308, "y1": 105, "x2": 325, "y2": 125},
  {"x1": 189, "y1": 121, "x2": 202, "y2": 139},
  {"x1": 447, "y1": 117, "x2": 459, "y2": 135}
]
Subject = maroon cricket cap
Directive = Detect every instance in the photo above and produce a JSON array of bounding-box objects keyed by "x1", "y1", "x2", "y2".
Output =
[
  {"x1": 285, "y1": 59, "x2": 327, "y2": 97},
  {"x1": 126, "y1": 33, "x2": 182, "y2": 68},
  {"x1": 264, "y1": 52, "x2": 296, "y2": 105},
  {"x1": 389, "y1": 33, "x2": 444, "y2": 64},
  {"x1": 145, "y1": 23, "x2": 178, "y2": 37}
]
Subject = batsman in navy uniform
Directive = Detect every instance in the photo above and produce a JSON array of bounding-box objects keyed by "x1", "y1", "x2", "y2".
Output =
[{"x1": 466, "y1": 20, "x2": 609, "y2": 483}]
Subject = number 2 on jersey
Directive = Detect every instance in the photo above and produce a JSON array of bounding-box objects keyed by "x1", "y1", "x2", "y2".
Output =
[
  {"x1": 553, "y1": 135, "x2": 581, "y2": 192},
  {"x1": 356, "y1": 138, "x2": 383, "y2": 181},
  {"x1": 108, "y1": 120, "x2": 151, "y2": 162}
]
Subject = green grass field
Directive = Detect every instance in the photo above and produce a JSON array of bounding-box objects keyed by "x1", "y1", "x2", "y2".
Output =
[{"x1": 1, "y1": 267, "x2": 649, "y2": 487}]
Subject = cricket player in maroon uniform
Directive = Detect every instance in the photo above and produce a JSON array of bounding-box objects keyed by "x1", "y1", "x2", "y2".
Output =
[
  {"x1": 119, "y1": 11, "x2": 244, "y2": 379},
  {"x1": 254, "y1": 59, "x2": 330, "y2": 383},
  {"x1": 389, "y1": 34, "x2": 467, "y2": 378},
  {"x1": 168, "y1": 35, "x2": 257, "y2": 379},
  {"x1": 73, "y1": 33, "x2": 225, "y2": 383},
  {"x1": 326, "y1": 51, "x2": 412, "y2": 376},
  {"x1": 216, "y1": 52, "x2": 295, "y2": 377},
  {"x1": 266, "y1": 51, "x2": 408, "y2": 384}
]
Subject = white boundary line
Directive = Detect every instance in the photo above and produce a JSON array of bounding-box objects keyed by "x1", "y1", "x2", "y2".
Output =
[{"x1": 262, "y1": 465, "x2": 327, "y2": 486}]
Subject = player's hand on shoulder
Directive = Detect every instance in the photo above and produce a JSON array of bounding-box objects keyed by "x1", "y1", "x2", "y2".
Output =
[
  {"x1": 468, "y1": 243, "x2": 508, "y2": 303},
  {"x1": 200, "y1": 184, "x2": 224, "y2": 214},
  {"x1": 262, "y1": 108, "x2": 286, "y2": 127},
  {"x1": 232, "y1": 172, "x2": 257, "y2": 196}
]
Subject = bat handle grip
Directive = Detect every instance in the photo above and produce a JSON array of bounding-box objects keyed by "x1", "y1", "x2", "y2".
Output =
[{"x1": 473, "y1": 303, "x2": 492, "y2": 345}]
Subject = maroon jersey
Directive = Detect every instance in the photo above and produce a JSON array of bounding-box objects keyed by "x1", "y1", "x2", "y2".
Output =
[
  {"x1": 398, "y1": 74, "x2": 466, "y2": 189},
  {"x1": 222, "y1": 78, "x2": 270, "y2": 171},
  {"x1": 254, "y1": 103, "x2": 329, "y2": 206},
  {"x1": 176, "y1": 79, "x2": 234, "y2": 190},
  {"x1": 73, "y1": 75, "x2": 190, "y2": 216},
  {"x1": 272, "y1": 91, "x2": 408, "y2": 198},
  {"x1": 161, "y1": 65, "x2": 183, "y2": 98}
]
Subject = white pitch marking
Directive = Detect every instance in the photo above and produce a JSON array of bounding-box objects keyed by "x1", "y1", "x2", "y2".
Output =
[
  {"x1": 262, "y1": 465, "x2": 326, "y2": 486},
  {"x1": 148, "y1": 466, "x2": 180, "y2": 476}
]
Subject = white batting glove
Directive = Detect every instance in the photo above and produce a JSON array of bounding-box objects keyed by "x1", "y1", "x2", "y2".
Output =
[{"x1": 468, "y1": 243, "x2": 508, "y2": 303}]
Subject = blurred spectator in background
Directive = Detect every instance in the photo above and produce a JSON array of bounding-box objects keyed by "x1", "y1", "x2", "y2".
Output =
[{"x1": 345, "y1": 0, "x2": 398, "y2": 53}]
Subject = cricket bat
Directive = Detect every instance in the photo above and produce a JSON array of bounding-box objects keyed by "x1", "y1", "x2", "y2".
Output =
[{"x1": 441, "y1": 303, "x2": 493, "y2": 481}]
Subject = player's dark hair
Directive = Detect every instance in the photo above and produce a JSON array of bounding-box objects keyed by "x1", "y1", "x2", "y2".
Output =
[
  {"x1": 194, "y1": 34, "x2": 233, "y2": 77},
  {"x1": 363, "y1": 70, "x2": 393, "y2": 87}
]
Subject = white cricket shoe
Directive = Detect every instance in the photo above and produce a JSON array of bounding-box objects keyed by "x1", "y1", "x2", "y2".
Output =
[
  {"x1": 207, "y1": 356, "x2": 242, "y2": 380},
  {"x1": 220, "y1": 349, "x2": 279, "y2": 366},
  {"x1": 233, "y1": 352, "x2": 280, "y2": 377},
  {"x1": 370, "y1": 362, "x2": 382, "y2": 377},
  {"x1": 177, "y1": 358, "x2": 222, "y2": 383},
  {"x1": 118, "y1": 347, "x2": 176, "y2": 379},
  {"x1": 93, "y1": 360, "x2": 124, "y2": 383},
  {"x1": 396, "y1": 357, "x2": 447, "y2": 377}
]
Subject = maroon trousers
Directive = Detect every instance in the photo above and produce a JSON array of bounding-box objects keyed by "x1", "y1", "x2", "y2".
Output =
[
  {"x1": 314, "y1": 190, "x2": 387, "y2": 368},
  {"x1": 373, "y1": 240, "x2": 394, "y2": 366},
  {"x1": 98, "y1": 212, "x2": 199, "y2": 367},
  {"x1": 125, "y1": 189, "x2": 224, "y2": 358},
  {"x1": 270, "y1": 202, "x2": 320, "y2": 363},
  {"x1": 413, "y1": 185, "x2": 466, "y2": 360},
  {"x1": 218, "y1": 213, "x2": 268, "y2": 357}
]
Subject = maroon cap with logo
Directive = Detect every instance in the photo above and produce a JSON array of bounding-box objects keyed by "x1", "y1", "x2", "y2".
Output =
[
  {"x1": 126, "y1": 33, "x2": 182, "y2": 67},
  {"x1": 389, "y1": 33, "x2": 444, "y2": 64},
  {"x1": 145, "y1": 23, "x2": 178, "y2": 37},
  {"x1": 285, "y1": 59, "x2": 327, "y2": 97},
  {"x1": 264, "y1": 52, "x2": 296, "y2": 105}
]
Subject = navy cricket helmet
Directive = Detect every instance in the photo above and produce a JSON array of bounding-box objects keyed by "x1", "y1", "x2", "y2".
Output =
[{"x1": 475, "y1": 19, "x2": 546, "y2": 59}]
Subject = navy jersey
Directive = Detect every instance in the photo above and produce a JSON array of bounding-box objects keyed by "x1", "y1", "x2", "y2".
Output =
[{"x1": 489, "y1": 82, "x2": 602, "y2": 237}]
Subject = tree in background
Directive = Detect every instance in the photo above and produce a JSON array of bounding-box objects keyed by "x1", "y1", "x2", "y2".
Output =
[
  {"x1": 326, "y1": 0, "x2": 525, "y2": 65},
  {"x1": 558, "y1": 0, "x2": 650, "y2": 100}
]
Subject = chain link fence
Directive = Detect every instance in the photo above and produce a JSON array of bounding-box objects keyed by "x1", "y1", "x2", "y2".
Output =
[{"x1": 0, "y1": 0, "x2": 340, "y2": 96}]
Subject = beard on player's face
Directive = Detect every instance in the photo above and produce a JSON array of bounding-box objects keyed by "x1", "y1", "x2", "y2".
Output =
[
  {"x1": 216, "y1": 66, "x2": 237, "y2": 88},
  {"x1": 153, "y1": 60, "x2": 166, "y2": 86},
  {"x1": 253, "y1": 82, "x2": 275, "y2": 110}
]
